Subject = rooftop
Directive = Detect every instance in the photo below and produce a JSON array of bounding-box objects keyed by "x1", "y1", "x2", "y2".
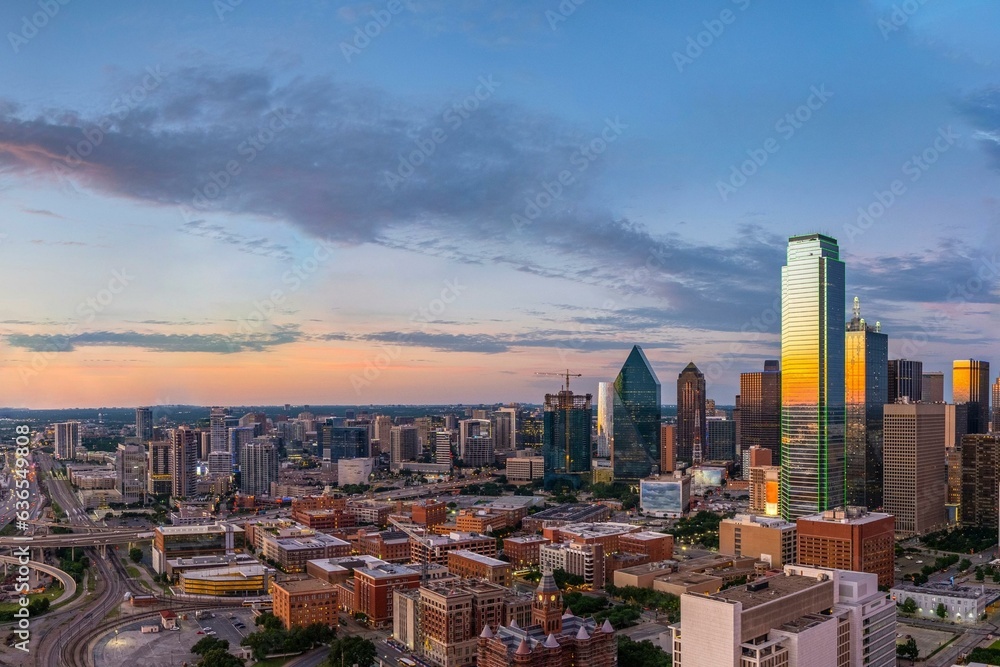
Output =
[
  {"x1": 891, "y1": 583, "x2": 995, "y2": 601},
  {"x1": 306, "y1": 555, "x2": 386, "y2": 573},
  {"x1": 555, "y1": 522, "x2": 640, "y2": 539},
  {"x1": 526, "y1": 503, "x2": 610, "y2": 522},
  {"x1": 274, "y1": 577, "x2": 337, "y2": 594},
  {"x1": 449, "y1": 550, "x2": 509, "y2": 568},
  {"x1": 706, "y1": 574, "x2": 829, "y2": 610},
  {"x1": 798, "y1": 506, "x2": 892, "y2": 525},
  {"x1": 156, "y1": 523, "x2": 244, "y2": 536},
  {"x1": 355, "y1": 563, "x2": 419, "y2": 579}
]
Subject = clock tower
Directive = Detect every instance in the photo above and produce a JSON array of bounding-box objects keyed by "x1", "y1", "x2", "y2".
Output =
[{"x1": 532, "y1": 569, "x2": 563, "y2": 634}]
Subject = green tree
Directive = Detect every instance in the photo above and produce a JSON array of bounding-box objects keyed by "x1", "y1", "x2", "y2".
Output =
[
  {"x1": 197, "y1": 648, "x2": 243, "y2": 667},
  {"x1": 129, "y1": 547, "x2": 143, "y2": 563},
  {"x1": 617, "y1": 636, "x2": 671, "y2": 667},
  {"x1": 935, "y1": 602, "x2": 947, "y2": 619},
  {"x1": 896, "y1": 637, "x2": 918, "y2": 662},
  {"x1": 900, "y1": 597, "x2": 917, "y2": 614},
  {"x1": 192, "y1": 636, "x2": 229, "y2": 655},
  {"x1": 975, "y1": 566, "x2": 985, "y2": 581},
  {"x1": 959, "y1": 558, "x2": 972, "y2": 572},
  {"x1": 326, "y1": 636, "x2": 377, "y2": 667},
  {"x1": 254, "y1": 612, "x2": 283, "y2": 630}
]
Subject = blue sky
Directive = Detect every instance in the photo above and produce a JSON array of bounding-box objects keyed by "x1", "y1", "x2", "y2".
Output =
[{"x1": 0, "y1": 0, "x2": 997, "y2": 407}]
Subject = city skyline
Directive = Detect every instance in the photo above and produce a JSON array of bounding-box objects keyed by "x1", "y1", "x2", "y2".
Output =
[{"x1": 0, "y1": 2, "x2": 998, "y2": 408}]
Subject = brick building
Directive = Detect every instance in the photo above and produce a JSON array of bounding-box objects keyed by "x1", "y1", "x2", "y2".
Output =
[
  {"x1": 447, "y1": 550, "x2": 512, "y2": 587},
  {"x1": 503, "y1": 536, "x2": 550, "y2": 568},
  {"x1": 272, "y1": 578, "x2": 339, "y2": 630},
  {"x1": 412, "y1": 499, "x2": 448, "y2": 526},
  {"x1": 796, "y1": 506, "x2": 895, "y2": 588}
]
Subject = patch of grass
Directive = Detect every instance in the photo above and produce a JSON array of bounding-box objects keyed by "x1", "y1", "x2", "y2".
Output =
[
  {"x1": 126, "y1": 566, "x2": 141, "y2": 578},
  {"x1": 0, "y1": 588, "x2": 62, "y2": 613}
]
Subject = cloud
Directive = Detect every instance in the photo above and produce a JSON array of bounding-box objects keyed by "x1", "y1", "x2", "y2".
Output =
[
  {"x1": 960, "y1": 86, "x2": 1000, "y2": 170},
  {"x1": 179, "y1": 220, "x2": 293, "y2": 261},
  {"x1": 5, "y1": 329, "x2": 300, "y2": 353},
  {"x1": 318, "y1": 329, "x2": 681, "y2": 354},
  {"x1": 22, "y1": 208, "x2": 63, "y2": 218}
]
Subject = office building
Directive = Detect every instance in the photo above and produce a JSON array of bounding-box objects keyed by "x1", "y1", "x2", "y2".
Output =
[
  {"x1": 780, "y1": 234, "x2": 846, "y2": 520},
  {"x1": 542, "y1": 387, "x2": 592, "y2": 488},
  {"x1": 744, "y1": 444, "x2": 772, "y2": 474},
  {"x1": 338, "y1": 457, "x2": 374, "y2": 485},
  {"x1": 227, "y1": 425, "x2": 256, "y2": 469},
  {"x1": 432, "y1": 429, "x2": 453, "y2": 466},
  {"x1": 738, "y1": 360, "x2": 781, "y2": 462},
  {"x1": 493, "y1": 407, "x2": 517, "y2": 452},
  {"x1": 170, "y1": 426, "x2": 198, "y2": 498},
  {"x1": 719, "y1": 514, "x2": 797, "y2": 568},
  {"x1": 209, "y1": 406, "x2": 228, "y2": 456},
  {"x1": 272, "y1": 578, "x2": 338, "y2": 630},
  {"x1": 611, "y1": 345, "x2": 662, "y2": 479},
  {"x1": 639, "y1": 473, "x2": 690, "y2": 518},
  {"x1": 597, "y1": 381, "x2": 614, "y2": 458},
  {"x1": 503, "y1": 536, "x2": 550, "y2": 568},
  {"x1": 677, "y1": 362, "x2": 707, "y2": 464},
  {"x1": 954, "y1": 359, "x2": 991, "y2": 434},
  {"x1": 115, "y1": 443, "x2": 147, "y2": 504},
  {"x1": 960, "y1": 434, "x2": 1000, "y2": 530},
  {"x1": 135, "y1": 407, "x2": 153, "y2": 442},
  {"x1": 539, "y1": 542, "x2": 605, "y2": 589},
  {"x1": 147, "y1": 440, "x2": 172, "y2": 495},
  {"x1": 660, "y1": 424, "x2": 675, "y2": 473},
  {"x1": 458, "y1": 420, "x2": 493, "y2": 468},
  {"x1": 448, "y1": 550, "x2": 512, "y2": 587},
  {"x1": 670, "y1": 565, "x2": 896, "y2": 667},
  {"x1": 412, "y1": 499, "x2": 447, "y2": 527},
  {"x1": 882, "y1": 403, "x2": 946, "y2": 536},
  {"x1": 152, "y1": 523, "x2": 245, "y2": 573},
  {"x1": 353, "y1": 562, "x2": 421, "y2": 627},
  {"x1": 887, "y1": 358, "x2": 922, "y2": 404},
  {"x1": 54, "y1": 421, "x2": 81, "y2": 460},
  {"x1": 796, "y1": 507, "x2": 894, "y2": 588},
  {"x1": 177, "y1": 563, "x2": 273, "y2": 597},
  {"x1": 477, "y1": 573, "x2": 617, "y2": 667},
  {"x1": 319, "y1": 424, "x2": 370, "y2": 462},
  {"x1": 994, "y1": 377, "x2": 1000, "y2": 433},
  {"x1": 749, "y1": 465, "x2": 780, "y2": 517},
  {"x1": 261, "y1": 529, "x2": 352, "y2": 572},
  {"x1": 410, "y1": 532, "x2": 498, "y2": 565},
  {"x1": 845, "y1": 298, "x2": 888, "y2": 510},
  {"x1": 889, "y1": 581, "x2": 992, "y2": 624},
  {"x1": 922, "y1": 371, "x2": 945, "y2": 403},
  {"x1": 706, "y1": 416, "x2": 737, "y2": 462},
  {"x1": 390, "y1": 425, "x2": 419, "y2": 471},
  {"x1": 240, "y1": 439, "x2": 278, "y2": 497},
  {"x1": 506, "y1": 455, "x2": 544, "y2": 481}
]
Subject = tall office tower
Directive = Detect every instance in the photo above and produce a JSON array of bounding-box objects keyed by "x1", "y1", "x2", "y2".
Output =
[
  {"x1": 116, "y1": 443, "x2": 147, "y2": 504},
  {"x1": 390, "y1": 425, "x2": 419, "y2": 471},
  {"x1": 210, "y1": 407, "x2": 229, "y2": 454},
  {"x1": 542, "y1": 387, "x2": 592, "y2": 488},
  {"x1": 737, "y1": 360, "x2": 781, "y2": 462},
  {"x1": 597, "y1": 381, "x2": 614, "y2": 458},
  {"x1": 373, "y1": 415, "x2": 394, "y2": 452},
  {"x1": 240, "y1": 439, "x2": 278, "y2": 497},
  {"x1": 611, "y1": 345, "x2": 662, "y2": 480},
  {"x1": 845, "y1": 298, "x2": 888, "y2": 510},
  {"x1": 660, "y1": 424, "x2": 675, "y2": 473},
  {"x1": 705, "y1": 398, "x2": 717, "y2": 417},
  {"x1": 960, "y1": 434, "x2": 1000, "y2": 530},
  {"x1": 147, "y1": 440, "x2": 172, "y2": 495},
  {"x1": 993, "y1": 378, "x2": 1000, "y2": 433},
  {"x1": 780, "y1": 233, "x2": 846, "y2": 521},
  {"x1": 414, "y1": 417, "x2": 432, "y2": 453},
  {"x1": 458, "y1": 419, "x2": 493, "y2": 468},
  {"x1": 170, "y1": 426, "x2": 198, "y2": 498},
  {"x1": 433, "y1": 429, "x2": 453, "y2": 466},
  {"x1": 54, "y1": 421, "x2": 81, "y2": 460},
  {"x1": 228, "y1": 426, "x2": 256, "y2": 469},
  {"x1": 676, "y1": 362, "x2": 706, "y2": 464},
  {"x1": 922, "y1": 371, "x2": 945, "y2": 403},
  {"x1": 749, "y1": 465, "x2": 780, "y2": 516},
  {"x1": 199, "y1": 431, "x2": 212, "y2": 460},
  {"x1": 135, "y1": 407, "x2": 153, "y2": 442},
  {"x1": 887, "y1": 359, "x2": 923, "y2": 404},
  {"x1": 705, "y1": 417, "x2": 736, "y2": 462},
  {"x1": 743, "y1": 445, "x2": 773, "y2": 478},
  {"x1": 954, "y1": 359, "x2": 991, "y2": 434},
  {"x1": 492, "y1": 407, "x2": 517, "y2": 452},
  {"x1": 882, "y1": 403, "x2": 946, "y2": 536},
  {"x1": 318, "y1": 424, "x2": 369, "y2": 462}
]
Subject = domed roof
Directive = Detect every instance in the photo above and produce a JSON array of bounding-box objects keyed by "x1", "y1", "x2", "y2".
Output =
[{"x1": 516, "y1": 638, "x2": 532, "y2": 655}]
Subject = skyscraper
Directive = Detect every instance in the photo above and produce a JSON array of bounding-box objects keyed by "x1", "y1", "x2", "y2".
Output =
[
  {"x1": 922, "y1": 371, "x2": 945, "y2": 403},
  {"x1": 241, "y1": 438, "x2": 279, "y2": 496},
  {"x1": 596, "y1": 381, "x2": 613, "y2": 458},
  {"x1": 779, "y1": 233, "x2": 846, "y2": 520},
  {"x1": 960, "y1": 434, "x2": 1000, "y2": 530},
  {"x1": 170, "y1": 426, "x2": 198, "y2": 498},
  {"x1": 147, "y1": 440, "x2": 172, "y2": 495},
  {"x1": 882, "y1": 403, "x2": 946, "y2": 537},
  {"x1": 210, "y1": 406, "x2": 229, "y2": 454},
  {"x1": 391, "y1": 425, "x2": 420, "y2": 470},
  {"x1": 542, "y1": 387, "x2": 592, "y2": 488},
  {"x1": 54, "y1": 421, "x2": 81, "y2": 460},
  {"x1": 135, "y1": 407, "x2": 153, "y2": 442},
  {"x1": 993, "y1": 377, "x2": 1000, "y2": 433},
  {"x1": 887, "y1": 359, "x2": 922, "y2": 404},
  {"x1": 705, "y1": 417, "x2": 736, "y2": 462},
  {"x1": 953, "y1": 359, "x2": 990, "y2": 434},
  {"x1": 845, "y1": 297, "x2": 888, "y2": 510},
  {"x1": 737, "y1": 360, "x2": 781, "y2": 462},
  {"x1": 611, "y1": 346, "x2": 662, "y2": 480},
  {"x1": 660, "y1": 424, "x2": 675, "y2": 473},
  {"x1": 318, "y1": 424, "x2": 369, "y2": 462},
  {"x1": 676, "y1": 362, "x2": 706, "y2": 464},
  {"x1": 116, "y1": 443, "x2": 147, "y2": 504},
  {"x1": 492, "y1": 407, "x2": 517, "y2": 452},
  {"x1": 228, "y1": 426, "x2": 256, "y2": 469}
]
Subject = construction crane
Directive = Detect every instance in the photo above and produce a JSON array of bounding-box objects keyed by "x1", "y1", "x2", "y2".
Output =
[
  {"x1": 388, "y1": 516, "x2": 435, "y2": 583},
  {"x1": 535, "y1": 369, "x2": 582, "y2": 392}
]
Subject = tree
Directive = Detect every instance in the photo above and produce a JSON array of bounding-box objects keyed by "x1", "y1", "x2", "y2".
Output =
[
  {"x1": 935, "y1": 602, "x2": 947, "y2": 619},
  {"x1": 975, "y1": 566, "x2": 985, "y2": 581},
  {"x1": 617, "y1": 636, "x2": 671, "y2": 667},
  {"x1": 900, "y1": 597, "x2": 917, "y2": 614},
  {"x1": 326, "y1": 636, "x2": 377, "y2": 667},
  {"x1": 959, "y1": 558, "x2": 972, "y2": 572},
  {"x1": 129, "y1": 547, "x2": 143, "y2": 563},
  {"x1": 254, "y1": 612, "x2": 283, "y2": 630},
  {"x1": 192, "y1": 636, "x2": 229, "y2": 655},
  {"x1": 197, "y1": 649, "x2": 244, "y2": 667},
  {"x1": 896, "y1": 637, "x2": 918, "y2": 662}
]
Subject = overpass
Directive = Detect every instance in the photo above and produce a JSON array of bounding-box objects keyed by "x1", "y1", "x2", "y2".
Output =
[
  {"x1": 0, "y1": 554, "x2": 77, "y2": 606},
  {"x1": 0, "y1": 529, "x2": 152, "y2": 549}
]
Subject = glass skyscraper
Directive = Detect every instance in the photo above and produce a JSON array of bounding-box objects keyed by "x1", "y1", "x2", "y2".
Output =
[
  {"x1": 845, "y1": 297, "x2": 888, "y2": 510},
  {"x1": 953, "y1": 359, "x2": 991, "y2": 434},
  {"x1": 612, "y1": 345, "x2": 662, "y2": 480},
  {"x1": 677, "y1": 362, "x2": 707, "y2": 464},
  {"x1": 542, "y1": 389, "x2": 592, "y2": 488},
  {"x1": 780, "y1": 233, "x2": 846, "y2": 520},
  {"x1": 737, "y1": 360, "x2": 781, "y2": 462}
]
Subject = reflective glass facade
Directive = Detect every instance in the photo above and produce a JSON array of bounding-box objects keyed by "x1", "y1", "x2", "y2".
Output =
[
  {"x1": 612, "y1": 345, "x2": 662, "y2": 480},
  {"x1": 677, "y1": 362, "x2": 706, "y2": 464},
  {"x1": 845, "y1": 307, "x2": 888, "y2": 510},
  {"x1": 738, "y1": 360, "x2": 781, "y2": 461},
  {"x1": 542, "y1": 390, "x2": 592, "y2": 488},
  {"x1": 780, "y1": 234, "x2": 845, "y2": 520},
  {"x1": 953, "y1": 359, "x2": 990, "y2": 434}
]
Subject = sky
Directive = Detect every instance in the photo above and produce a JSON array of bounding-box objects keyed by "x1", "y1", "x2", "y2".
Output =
[{"x1": 0, "y1": 0, "x2": 998, "y2": 408}]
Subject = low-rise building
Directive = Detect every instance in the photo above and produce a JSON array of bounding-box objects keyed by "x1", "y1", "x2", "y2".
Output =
[
  {"x1": 539, "y1": 542, "x2": 605, "y2": 589},
  {"x1": 410, "y1": 532, "x2": 497, "y2": 565},
  {"x1": 354, "y1": 562, "x2": 421, "y2": 627},
  {"x1": 261, "y1": 529, "x2": 352, "y2": 573},
  {"x1": 152, "y1": 523, "x2": 245, "y2": 574},
  {"x1": 506, "y1": 456, "x2": 544, "y2": 481},
  {"x1": 521, "y1": 503, "x2": 611, "y2": 532},
  {"x1": 719, "y1": 514, "x2": 797, "y2": 568},
  {"x1": 503, "y1": 535, "x2": 550, "y2": 568},
  {"x1": 272, "y1": 577, "x2": 339, "y2": 630},
  {"x1": 178, "y1": 563, "x2": 274, "y2": 597},
  {"x1": 889, "y1": 582, "x2": 996, "y2": 624},
  {"x1": 447, "y1": 550, "x2": 512, "y2": 587},
  {"x1": 357, "y1": 529, "x2": 412, "y2": 563},
  {"x1": 412, "y1": 499, "x2": 448, "y2": 527}
]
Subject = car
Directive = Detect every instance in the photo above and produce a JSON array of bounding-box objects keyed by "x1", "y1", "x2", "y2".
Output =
[
  {"x1": 196, "y1": 631, "x2": 204, "y2": 635},
  {"x1": 905, "y1": 556, "x2": 912, "y2": 560}
]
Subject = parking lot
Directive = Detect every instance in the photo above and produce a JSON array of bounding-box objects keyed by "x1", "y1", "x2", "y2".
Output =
[{"x1": 92, "y1": 606, "x2": 252, "y2": 667}]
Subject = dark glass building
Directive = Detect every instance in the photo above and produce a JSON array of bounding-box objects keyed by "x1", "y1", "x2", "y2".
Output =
[
  {"x1": 542, "y1": 389, "x2": 592, "y2": 489},
  {"x1": 612, "y1": 345, "x2": 662, "y2": 480},
  {"x1": 705, "y1": 418, "x2": 736, "y2": 462},
  {"x1": 954, "y1": 359, "x2": 991, "y2": 435},
  {"x1": 738, "y1": 360, "x2": 781, "y2": 462},
  {"x1": 845, "y1": 298, "x2": 888, "y2": 510},
  {"x1": 676, "y1": 362, "x2": 706, "y2": 464},
  {"x1": 318, "y1": 424, "x2": 369, "y2": 462},
  {"x1": 887, "y1": 359, "x2": 922, "y2": 404}
]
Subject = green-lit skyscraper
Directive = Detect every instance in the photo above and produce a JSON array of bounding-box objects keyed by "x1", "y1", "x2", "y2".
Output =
[
  {"x1": 542, "y1": 387, "x2": 592, "y2": 489},
  {"x1": 780, "y1": 234, "x2": 846, "y2": 520},
  {"x1": 612, "y1": 345, "x2": 662, "y2": 480}
]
